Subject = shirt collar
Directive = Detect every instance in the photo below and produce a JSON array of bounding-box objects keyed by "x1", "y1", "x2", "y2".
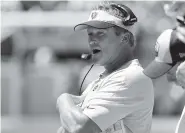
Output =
[{"x1": 99, "y1": 59, "x2": 140, "y2": 78}]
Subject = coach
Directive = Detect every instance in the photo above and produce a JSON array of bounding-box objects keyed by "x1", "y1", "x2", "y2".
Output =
[{"x1": 57, "y1": 2, "x2": 154, "y2": 133}]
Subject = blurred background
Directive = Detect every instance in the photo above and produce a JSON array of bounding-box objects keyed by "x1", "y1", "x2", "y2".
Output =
[{"x1": 1, "y1": 1, "x2": 185, "y2": 133}]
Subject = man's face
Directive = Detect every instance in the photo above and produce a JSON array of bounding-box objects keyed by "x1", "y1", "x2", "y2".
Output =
[
  {"x1": 166, "y1": 62, "x2": 182, "y2": 86},
  {"x1": 87, "y1": 26, "x2": 131, "y2": 66}
]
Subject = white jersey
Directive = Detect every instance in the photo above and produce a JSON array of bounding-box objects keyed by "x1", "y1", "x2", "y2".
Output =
[
  {"x1": 176, "y1": 106, "x2": 185, "y2": 133},
  {"x1": 175, "y1": 61, "x2": 185, "y2": 133},
  {"x1": 80, "y1": 59, "x2": 154, "y2": 133}
]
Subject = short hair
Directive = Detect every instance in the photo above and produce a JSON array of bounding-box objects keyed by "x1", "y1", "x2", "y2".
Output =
[
  {"x1": 113, "y1": 26, "x2": 135, "y2": 46},
  {"x1": 92, "y1": 2, "x2": 128, "y2": 21},
  {"x1": 93, "y1": 2, "x2": 135, "y2": 46}
]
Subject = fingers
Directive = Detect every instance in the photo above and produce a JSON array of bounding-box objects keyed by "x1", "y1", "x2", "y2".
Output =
[
  {"x1": 56, "y1": 93, "x2": 69, "y2": 109},
  {"x1": 57, "y1": 127, "x2": 65, "y2": 133}
]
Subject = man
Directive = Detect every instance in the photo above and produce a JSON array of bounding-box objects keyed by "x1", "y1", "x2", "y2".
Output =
[
  {"x1": 144, "y1": 2, "x2": 185, "y2": 133},
  {"x1": 143, "y1": 27, "x2": 185, "y2": 133},
  {"x1": 57, "y1": 2, "x2": 154, "y2": 133},
  {"x1": 164, "y1": 1, "x2": 185, "y2": 89},
  {"x1": 174, "y1": 25, "x2": 185, "y2": 133},
  {"x1": 144, "y1": 27, "x2": 185, "y2": 133}
]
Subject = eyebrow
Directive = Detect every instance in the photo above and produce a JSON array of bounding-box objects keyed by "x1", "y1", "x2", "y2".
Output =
[{"x1": 87, "y1": 28, "x2": 108, "y2": 33}]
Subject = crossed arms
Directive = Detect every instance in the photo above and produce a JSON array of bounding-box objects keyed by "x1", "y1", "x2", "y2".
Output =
[{"x1": 56, "y1": 93, "x2": 101, "y2": 133}]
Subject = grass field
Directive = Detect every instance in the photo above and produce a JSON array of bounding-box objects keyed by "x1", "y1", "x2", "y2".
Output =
[{"x1": 1, "y1": 116, "x2": 180, "y2": 133}]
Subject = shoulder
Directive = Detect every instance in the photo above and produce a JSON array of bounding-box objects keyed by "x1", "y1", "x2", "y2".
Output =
[
  {"x1": 124, "y1": 62, "x2": 153, "y2": 88},
  {"x1": 105, "y1": 60, "x2": 153, "y2": 87}
]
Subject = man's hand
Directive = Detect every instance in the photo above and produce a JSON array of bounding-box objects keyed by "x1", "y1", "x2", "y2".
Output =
[
  {"x1": 176, "y1": 61, "x2": 185, "y2": 89},
  {"x1": 57, "y1": 126, "x2": 71, "y2": 133},
  {"x1": 57, "y1": 126, "x2": 65, "y2": 133},
  {"x1": 56, "y1": 93, "x2": 101, "y2": 133},
  {"x1": 56, "y1": 93, "x2": 84, "y2": 132}
]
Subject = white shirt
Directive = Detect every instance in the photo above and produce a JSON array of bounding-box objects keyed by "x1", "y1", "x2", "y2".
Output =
[
  {"x1": 175, "y1": 106, "x2": 185, "y2": 133},
  {"x1": 175, "y1": 61, "x2": 185, "y2": 133},
  {"x1": 80, "y1": 59, "x2": 154, "y2": 133}
]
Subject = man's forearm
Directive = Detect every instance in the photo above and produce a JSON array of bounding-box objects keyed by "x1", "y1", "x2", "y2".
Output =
[
  {"x1": 57, "y1": 93, "x2": 101, "y2": 133},
  {"x1": 57, "y1": 93, "x2": 84, "y2": 132}
]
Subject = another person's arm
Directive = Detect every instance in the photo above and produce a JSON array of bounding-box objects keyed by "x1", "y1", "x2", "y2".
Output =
[{"x1": 176, "y1": 61, "x2": 185, "y2": 89}]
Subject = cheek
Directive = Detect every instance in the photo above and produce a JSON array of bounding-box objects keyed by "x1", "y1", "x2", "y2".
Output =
[
  {"x1": 168, "y1": 67, "x2": 177, "y2": 75},
  {"x1": 99, "y1": 41, "x2": 111, "y2": 54},
  {"x1": 103, "y1": 44, "x2": 118, "y2": 57},
  {"x1": 166, "y1": 72, "x2": 177, "y2": 82},
  {"x1": 166, "y1": 64, "x2": 179, "y2": 81},
  {"x1": 100, "y1": 35, "x2": 120, "y2": 55},
  {"x1": 169, "y1": 63, "x2": 180, "y2": 74}
]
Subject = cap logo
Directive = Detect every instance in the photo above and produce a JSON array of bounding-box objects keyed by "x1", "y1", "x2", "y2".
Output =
[
  {"x1": 179, "y1": 53, "x2": 185, "y2": 58},
  {"x1": 91, "y1": 12, "x2": 98, "y2": 19}
]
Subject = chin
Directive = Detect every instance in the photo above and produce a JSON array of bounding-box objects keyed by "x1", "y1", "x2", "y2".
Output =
[
  {"x1": 94, "y1": 60, "x2": 104, "y2": 66},
  {"x1": 92, "y1": 57, "x2": 104, "y2": 66}
]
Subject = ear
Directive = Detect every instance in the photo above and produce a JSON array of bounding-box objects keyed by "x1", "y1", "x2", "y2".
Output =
[{"x1": 121, "y1": 32, "x2": 130, "y2": 44}]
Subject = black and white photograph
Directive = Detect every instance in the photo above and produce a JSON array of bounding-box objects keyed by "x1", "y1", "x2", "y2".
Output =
[{"x1": 1, "y1": 0, "x2": 185, "y2": 133}]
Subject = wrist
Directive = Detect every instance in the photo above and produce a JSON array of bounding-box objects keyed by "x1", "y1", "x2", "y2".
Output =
[{"x1": 57, "y1": 93, "x2": 73, "y2": 110}]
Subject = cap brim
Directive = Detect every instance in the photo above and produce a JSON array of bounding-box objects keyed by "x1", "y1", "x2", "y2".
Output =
[
  {"x1": 143, "y1": 59, "x2": 174, "y2": 79},
  {"x1": 74, "y1": 20, "x2": 115, "y2": 31}
]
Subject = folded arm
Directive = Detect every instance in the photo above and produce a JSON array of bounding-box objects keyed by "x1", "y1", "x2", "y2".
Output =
[{"x1": 57, "y1": 93, "x2": 101, "y2": 133}]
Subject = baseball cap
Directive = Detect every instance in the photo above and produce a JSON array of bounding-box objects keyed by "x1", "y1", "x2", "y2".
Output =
[
  {"x1": 144, "y1": 29, "x2": 185, "y2": 79},
  {"x1": 74, "y1": 3, "x2": 137, "y2": 32}
]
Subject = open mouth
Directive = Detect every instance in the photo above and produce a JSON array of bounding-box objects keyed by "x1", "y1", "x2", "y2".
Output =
[{"x1": 92, "y1": 49, "x2": 101, "y2": 54}]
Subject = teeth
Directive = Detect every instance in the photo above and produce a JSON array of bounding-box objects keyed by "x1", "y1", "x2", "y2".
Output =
[{"x1": 92, "y1": 49, "x2": 101, "y2": 54}]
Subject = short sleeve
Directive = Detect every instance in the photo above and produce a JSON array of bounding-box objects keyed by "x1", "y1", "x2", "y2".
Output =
[{"x1": 82, "y1": 69, "x2": 153, "y2": 131}]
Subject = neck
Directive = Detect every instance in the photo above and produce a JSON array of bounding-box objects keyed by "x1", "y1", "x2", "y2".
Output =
[{"x1": 104, "y1": 55, "x2": 134, "y2": 75}]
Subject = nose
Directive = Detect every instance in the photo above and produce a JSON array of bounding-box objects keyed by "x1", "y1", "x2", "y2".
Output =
[{"x1": 89, "y1": 40, "x2": 99, "y2": 47}]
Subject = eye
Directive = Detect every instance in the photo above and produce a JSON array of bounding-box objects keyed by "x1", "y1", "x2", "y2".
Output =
[
  {"x1": 88, "y1": 33, "x2": 93, "y2": 36},
  {"x1": 98, "y1": 32, "x2": 105, "y2": 36}
]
